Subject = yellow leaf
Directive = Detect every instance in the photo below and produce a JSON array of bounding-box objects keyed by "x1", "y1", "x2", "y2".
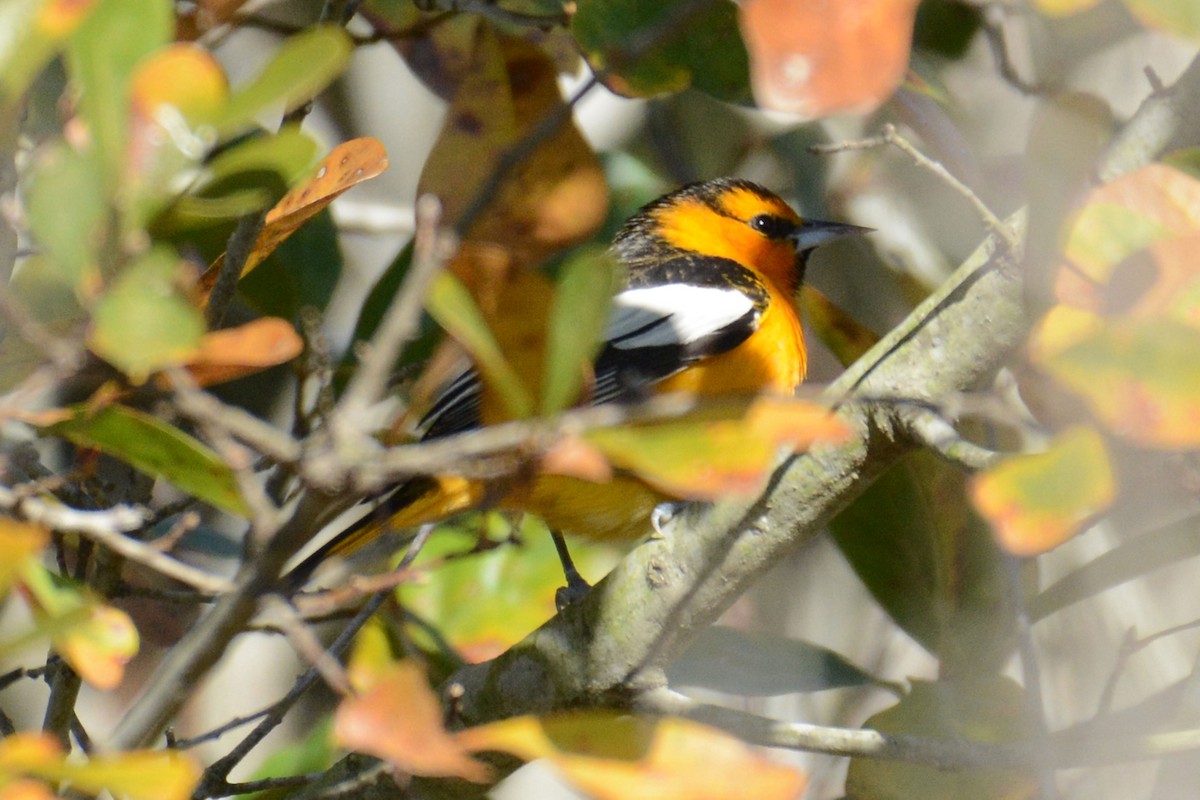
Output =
[
  {"x1": 345, "y1": 617, "x2": 395, "y2": 694},
  {"x1": 971, "y1": 427, "x2": 1115, "y2": 556},
  {"x1": 54, "y1": 604, "x2": 139, "y2": 690},
  {"x1": 20, "y1": 566, "x2": 139, "y2": 690},
  {"x1": 0, "y1": 519, "x2": 48, "y2": 596},
  {"x1": 130, "y1": 43, "x2": 228, "y2": 122},
  {"x1": 1032, "y1": 0, "x2": 1102, "y2": 15},
  {"x1": 62, "y1": 750, "x2": 201, "y2": 800},
  {"x1": 1037, "y1": 318, "x2": 1200, "y2": 448},
  {"x1": 458, "y1": 713, "x2": 806, "y2": 800},
  {"x1": 584, "y1": 397, "x2": 850, "y2": 499}
]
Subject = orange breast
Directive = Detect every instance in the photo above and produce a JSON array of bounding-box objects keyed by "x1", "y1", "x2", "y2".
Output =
[{"x1": 654, "y1": 289, "x2": 806, "y2": 396}]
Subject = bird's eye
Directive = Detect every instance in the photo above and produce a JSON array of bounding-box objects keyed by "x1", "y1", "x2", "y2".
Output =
[{"x1": 749, "y1": 214, "x2": 790, "y2": 238}]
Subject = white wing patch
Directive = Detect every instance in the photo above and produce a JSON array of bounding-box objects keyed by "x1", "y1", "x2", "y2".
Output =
[{"x1": 604, "y1": 284, "x2": 756, "y2": 350}]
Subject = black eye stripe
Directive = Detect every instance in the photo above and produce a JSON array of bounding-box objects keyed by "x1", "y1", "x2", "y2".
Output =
[{"x1": 749, "y1": 214, "x2": 793, "y2": 239}]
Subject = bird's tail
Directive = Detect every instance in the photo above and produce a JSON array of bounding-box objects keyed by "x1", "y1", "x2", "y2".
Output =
[{"x1": 285, "y1": 475, "x2": 484, "y2": 589}]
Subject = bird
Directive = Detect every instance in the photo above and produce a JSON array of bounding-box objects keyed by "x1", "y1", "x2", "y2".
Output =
[{"x1": 288, "y1": 177, "x2": 868, "y2": 594}]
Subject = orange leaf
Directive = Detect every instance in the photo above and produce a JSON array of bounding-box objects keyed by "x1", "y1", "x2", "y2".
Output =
[
  {"x1": 0, "y1": 779, "x2": 58, "y2": 800},
  {"x1": 539, "y1": 435, "x2": 613, "y2": 484},
  {"x1": 333, "y1": 660, "x2": 491, "y2": 783},
  {"x1": 36, "y1": 0, "x2": 100, "y2": 38},
  {"x1": 175, "y1": 316, "x2": 303, "y2": 386},
  {"x1": 971, "y1": 426, "x2": 1115, "y2": 556},
  {"x1": 198, "y1": 137, "x2": 389, "y2": 298},
  {"x1": 130, "y1": 43, "x2": 228, "y2": 122},
  {"x1": 584, "y1": 397, "x2": 850, "y2": 499},
  {"x1": 458, "y1": 713, "x2": 806, "y2": 800},
  {"x1": 54, "y1": 603, "x2": 140, "y2": 690},
  {"x1": 739, "y1": 0, "x2": 919, "y2": 120}
]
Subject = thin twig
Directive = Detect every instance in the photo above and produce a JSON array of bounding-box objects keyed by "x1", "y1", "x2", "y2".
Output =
[
  {"x1": 904, "y1": 407, "x2": 1001, "y2": 471},
  {"x1": 204, "y1": 211, "x2": 267, "y2": 329},
  {"x1": 61, "y1": 510, "x2": 232, "y2": 594},
  {"x1": 640, "y1": 688, "x2": 1200, "y2": 770},
  {"x1": 164, "y1": 368, "x2": 282, "y2": 542},
  {"x1": 222, "y1": 773, "x2": 327, "y2": 796},
  {"x1": 334, "y1": 196, "x2": 455, "y2": 424},
  {"x1": 1006, "y1": 556, "x2": 1057, "y2": 798},
  {"x1": 813, "y1": 124, "x2": 1020, "y2": 253},
  {"x1": 0, "y1": 484, "x2": 150, "y2": 536},
  {"x1": 169, "y1": 375, "x2": 303, "y2": 465},
  {"x1": 261, "y1": 595, "x2": 352, "y2": 697},
  {"x1": 191, "y1": 591, "x2": 389, "y2": 798}
]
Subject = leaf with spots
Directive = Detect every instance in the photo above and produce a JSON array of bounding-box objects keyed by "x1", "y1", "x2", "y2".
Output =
[
  {"x1": 417, "y1": 23, "x2": 608, "y2": 268},
  {"x1": 197, "y1": 137, "x2": 389, "y2": 301}
]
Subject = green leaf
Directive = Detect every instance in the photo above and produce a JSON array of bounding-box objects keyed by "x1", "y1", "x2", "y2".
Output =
[
  {"x1": 1123, "y1": 0, "x2": 1200, "y2": 41},
  {"x1": 1031, "y1": 512, "x2": 1200, "y2": 621},
  {"x1": 66, "y1": 0, "x2": 172, "y2": 187},
  {"x1": 846, "y1": 677, "x2": 1037, "y2": 800},
  {"x1": 571, "y1": 0, "x2": 750, "y2": 102},
  {"x1": 541, "y1": 245, "x2": 620, "y2": 414},
  {"x1": 45, "y1": 404, "x2": 248, "y2": 515},
  {"x1": 401, "y1": 518, "x2": 618, "y2": 664},
  {"x1": 26, "y1": 142, "x2": 107, "y2": 293},
  {"x1": 667, "y1": 625, "x2": 887, "y2": 696},
  {"x1": 200, "y1": 127, "x2": 321, "y2": 196},
  {"x1": 830, "y1": 451, "x2": 1016, "y2": 673},
  {"x1": 0, "y1": 0, "x2": 100, "y2": 109},
  {"x1": 425, "y1": 271, "x2": 533, "y2": 420},
  {"x1": 0, "y1": 256, "x2": 86, "y2": 390},
  {"x1": 213, "y1": 26, "x2": 353, "y2": 137},
  {"x1": 88, "y1": 247, "x2": 205, "y2": 381}
]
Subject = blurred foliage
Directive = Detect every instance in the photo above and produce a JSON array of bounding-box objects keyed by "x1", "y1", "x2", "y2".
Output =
[{"x1": 1, "y1": 1, "x2": 1200, "y2": 798}]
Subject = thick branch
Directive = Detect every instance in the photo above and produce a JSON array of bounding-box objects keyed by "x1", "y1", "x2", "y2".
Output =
[{"x1": 448, "y1": 225, "x2": 1026, "y2": 725}]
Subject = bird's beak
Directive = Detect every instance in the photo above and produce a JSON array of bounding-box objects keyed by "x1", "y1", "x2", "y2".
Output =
[{"x1": 789, "y1": 219, "x2": 873, "y2": 253}]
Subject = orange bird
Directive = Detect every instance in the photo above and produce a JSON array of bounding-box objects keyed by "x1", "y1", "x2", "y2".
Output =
[{"x1": 290, "y1": 178, "x2": 867, "y2": 591}]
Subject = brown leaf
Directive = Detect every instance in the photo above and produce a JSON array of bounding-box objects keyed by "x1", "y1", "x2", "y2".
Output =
[
  {"x1": 417, "y1": 27, "x2": 608, "y2": 267},
  {"x1": 170, "y1": 316, "x2": 303, "y2": 387},
  {"x1": 198, "y1": 137, "x2": 389, "y2": 299}
]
